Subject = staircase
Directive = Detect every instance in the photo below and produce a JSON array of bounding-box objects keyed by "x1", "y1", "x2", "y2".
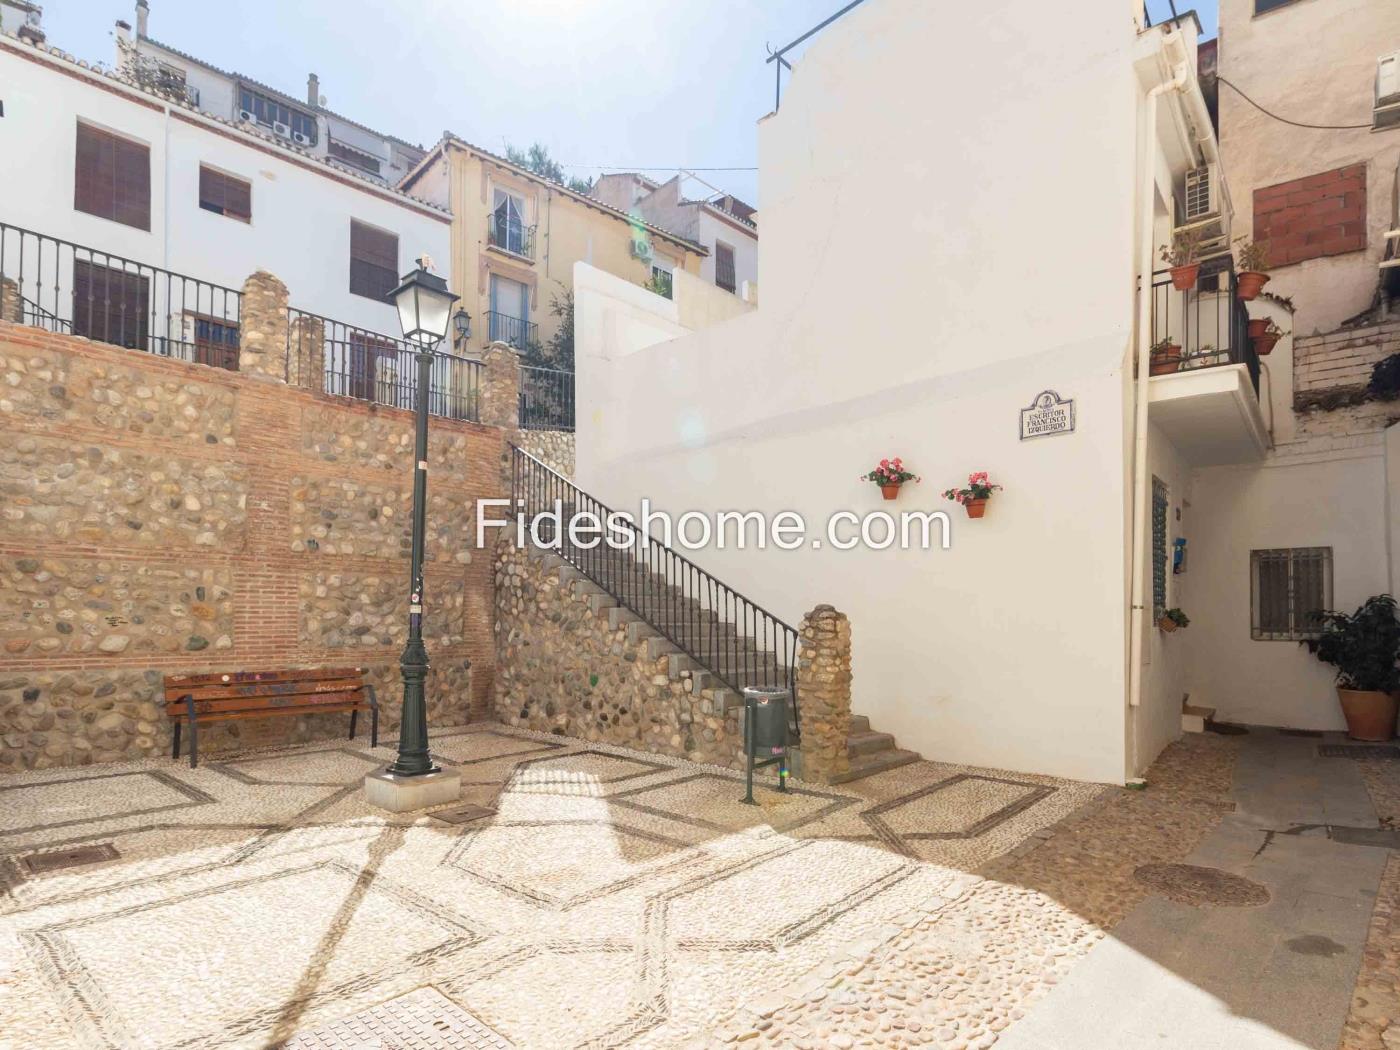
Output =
[{"x1": 509, "y1": 445, "x2": 919, "y2": 782}]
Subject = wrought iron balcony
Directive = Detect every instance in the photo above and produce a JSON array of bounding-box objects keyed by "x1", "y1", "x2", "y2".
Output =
[
  {"x1": 1148, "y1": 260, "x2": 1259, "y2": 392},
  {"x1": 487, "y1": 215, "x2": 536, "y2": 261},
  {"x1": 486, "y1": 311, "x2": 538, "y2": 349}
]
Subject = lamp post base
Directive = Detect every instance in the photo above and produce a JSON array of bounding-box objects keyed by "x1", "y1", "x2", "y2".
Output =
[{"x1": 364, "y1": 767, "x2": 461, "y2": 813}]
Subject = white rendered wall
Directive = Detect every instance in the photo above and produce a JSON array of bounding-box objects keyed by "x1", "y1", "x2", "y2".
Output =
[
  {"x1": 0, "y1": 40, "x2": 449, "y2": 335},
  {"x1": 698, "y1": 211, "x2": 757, "y2": 297}
]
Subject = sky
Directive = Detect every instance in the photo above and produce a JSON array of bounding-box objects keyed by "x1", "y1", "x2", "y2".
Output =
[{"x1": 37, "y1": 0, "x2": 1218, "y2": 209}]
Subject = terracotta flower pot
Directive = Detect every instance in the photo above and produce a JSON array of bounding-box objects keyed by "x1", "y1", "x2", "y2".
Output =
[
  {"x1": 880, "y1": 483, "x2": 901, "y2": 501},
  {"x1": 1247, "y1": 318, "x2": 1270, "y2": 339},
  {"x1": 1336, "y1": 688, "x2": 1398, "y2": 742},
  {"x1": 1170, "y1": 263, "x2": 1200, "y2": 292},
  {"x1": 1158, "y1": 616, "x2": 1178, "y2": 633},
  {"x1": 1236, "y1": 271, "x2": 1270, "y2": 301},
  {"x1": 1149, "y1": 345, "x2": 1182, "y2": 376},
  {"x1": 1253, "y1": 332, "x2": 1280, "y2": 357},
  {"x1": 964, "y1": 497, "x2": 987, "y2": 519}
]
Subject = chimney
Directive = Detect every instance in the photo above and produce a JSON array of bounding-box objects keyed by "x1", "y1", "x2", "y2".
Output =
[
  {"x1": 307, "y1": 73, "x2": 320, "y2": 107},
  {"x1": 115, "y1": 19, "x2": 131, "y2": 43},
  {"x1": 135, "y1": 0, "x2": 149, "y2": 38}
]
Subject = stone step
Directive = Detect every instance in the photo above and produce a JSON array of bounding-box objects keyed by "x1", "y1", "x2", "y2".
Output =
[
  {"x1": 849, "y1": 714, "x2": 872, "y2": 734},
  {"x1": 645, "y1": 636, "x2": 679, "y2": 660},
  {"x1": 847, "y1": 730, "x2": 896, "y2": 757},
  {"x1": 625, "y1": 620, "x2": 656, "y2": 645},
  {"x1": 828, "y1": 748, "x2": 922, "y2": 785},
  {"x1": 607, "y1": 607, "x2": 640, "y2": 630},
  {"x1": 1182, "y1": 702, "x2": 1215, "y2": 734},
  {"x1": 667, "y1": 652, "x2": 696, "y2": 677},
  {"x1": 586, "y1": 592, "x2": 617, "y2": 615}
]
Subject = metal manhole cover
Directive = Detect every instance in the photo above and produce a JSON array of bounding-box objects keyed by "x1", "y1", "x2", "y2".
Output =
[
  {"x1": 1319, "y1": 745, "x2": 1400, "y2": 760},
  {"x1": 431, "y1": 803, "x2": 496, "y2": 826},
  {"x1": 282, "y1": 987, "x2": 511, "y2": 1049},
  {"x1": 1133, "y1": 863, "x2": 1270, "y2": 907},
  {"x1": 20, "y1": 843, "x2": 119, "y2": 875}
]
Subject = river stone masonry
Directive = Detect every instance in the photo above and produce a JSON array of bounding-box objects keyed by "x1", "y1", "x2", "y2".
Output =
[
  {"x1": 796, "y1": 604, "x2": 853, "y2": 783},
  {"x1": 494, "y1": 539, "x2": 745, "y2": 768}
]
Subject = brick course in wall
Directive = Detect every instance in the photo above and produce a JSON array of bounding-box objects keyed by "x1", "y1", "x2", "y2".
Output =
[
  {"x1": 1253, "y1": 164, "x2": 1367, "y2": 269},
  {"x1": 0, "y1": 321, "x2": 507, "y2": 771},
  {"x1": 1294, "y1": 318, "x2": 1400, "y2": 413}
]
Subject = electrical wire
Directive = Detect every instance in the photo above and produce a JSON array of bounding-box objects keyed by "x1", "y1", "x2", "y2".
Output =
[
  {"x1": 559, "y1": 164, "x2": 759, "y2": 172},
  {"x1": 1216, "y1": 74, "x2": 1373, "y2": 131}
]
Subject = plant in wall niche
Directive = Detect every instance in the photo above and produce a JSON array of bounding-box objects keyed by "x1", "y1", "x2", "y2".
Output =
[
  {"x1": 943, "y1": 472, "x2": 1002, "y2": 519},
  {"x1": 1160, "y1": 229, "x2": 1204, "y2": 291},
  {"x1": 862, "y1": 457, "x2": 920, "y2": 500},
  {"x1": 1158, "y1": 608, "x2": 1190, "y2": 633},
  {"x1": 1253, "y1": 320, "x2": 1287, "y2": 357},
  {"x1": 1370, "y1": 353, "x2": 1400, "y2": 401},
  {"x1": 1302, "y1": 595, "x2": 1400, "y2": 741},
  {"x1": 1150, "y1": 336, "x2": 1182, "y2": 376},
  {"x1": 1234, "y1": 236, "x2": 1271, "y2": 301}
]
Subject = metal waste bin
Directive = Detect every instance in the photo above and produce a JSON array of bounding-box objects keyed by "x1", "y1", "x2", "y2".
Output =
[{"x1": 741, "y1": 686, "x2": 791, "y2": 804}]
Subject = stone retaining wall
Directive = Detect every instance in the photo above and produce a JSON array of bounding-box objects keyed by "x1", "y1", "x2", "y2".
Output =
[
  {"x1": 517, "y1": 429, "x2": 575, "y2": 478},
  {"x1": 0, "y1": 318, "x2": 508, "y2": 771}
]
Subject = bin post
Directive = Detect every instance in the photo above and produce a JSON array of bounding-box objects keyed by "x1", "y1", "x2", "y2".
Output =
[{"x1": 740, "y1": 686, "x2": 791, "y2": 805}]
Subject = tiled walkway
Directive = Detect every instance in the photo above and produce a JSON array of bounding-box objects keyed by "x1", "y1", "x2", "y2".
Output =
[{"x1": 0, "y1": 725, "x2": 1394, "y2": 1049}]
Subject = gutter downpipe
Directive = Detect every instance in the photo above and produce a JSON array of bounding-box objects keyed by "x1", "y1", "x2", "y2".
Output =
[{"x1": 1127, "y1": 41, "x2": 1190, "y2": 773}]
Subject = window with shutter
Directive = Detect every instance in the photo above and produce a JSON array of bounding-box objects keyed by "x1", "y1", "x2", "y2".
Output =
[
  {"x1": 1251, "y1": 548, "x2": 1333, "y2": 640},
  {"x1": 349, "y1": 220, "x2": 399, "y2": 301},
  {"x1": 71, "y1": 260, "x2": 150, "y2": 350},
  {"x1": 198, "y1": 166, "x2": 252, "y2": 222},
  {"x1": 715, "y1": 241, "x2": 736, "y2": 293},
  {"x1": 74, "y1": 122, "x2": 150, "y2": 230}
]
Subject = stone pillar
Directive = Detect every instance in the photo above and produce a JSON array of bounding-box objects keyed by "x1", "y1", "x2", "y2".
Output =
[
  {"x1": 0, "y1": 276, "x2": 21, "y2": 323},
  {"x1": 286, "y1": 313, "x2": 324, "y2": 393},
  {"x1": 479, "y1": 340, "x2": 522, "y2": 429},
  {"x1": 237, "y1": 270, "x2": 290, "y2": 381},
  {"x1": 796, "y1": 604, "x2": 852, "y2": 783}
]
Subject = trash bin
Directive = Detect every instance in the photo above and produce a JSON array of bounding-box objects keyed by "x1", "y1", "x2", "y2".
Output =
[{"x1": 741, "y1": 686, "x2": 791, "y2": 804}]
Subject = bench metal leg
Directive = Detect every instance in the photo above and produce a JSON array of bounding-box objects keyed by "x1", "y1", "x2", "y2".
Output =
[
  {"x1": 349, "y1": 708, "x2": 359, "y2": 741},
  {"x1": 185, "y1": 696, "x2": 199, "y2": 769},
  {"x1": 172, "y1": 718, "x2": 182, "y2": 761},
  {"x1": 363, "y1": 685, "x2": 380, "y2": 748}
]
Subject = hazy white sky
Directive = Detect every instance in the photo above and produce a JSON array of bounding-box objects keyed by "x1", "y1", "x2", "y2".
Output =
[{"x1": 37, "y1": 0, "x2": 1217, "y2": 208}]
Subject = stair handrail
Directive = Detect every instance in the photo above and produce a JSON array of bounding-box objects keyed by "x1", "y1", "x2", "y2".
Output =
[{"x1": 510, "y1": 443, "x2": 801, "y2": 738}]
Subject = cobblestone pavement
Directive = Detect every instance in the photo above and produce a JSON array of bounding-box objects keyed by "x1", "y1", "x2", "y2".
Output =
[{"x1": 0, "y1": 725, "x2": 1263, "y2": 1050}]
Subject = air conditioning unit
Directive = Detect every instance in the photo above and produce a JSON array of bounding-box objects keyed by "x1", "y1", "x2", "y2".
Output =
[
  {"x1": 272, "y1": 121, "x2": 291, "y2": 138},
  {"x1": 630, "y1": 236, "x2": 653, "y2": 262},
  {"x1": 291, "y1": 131, "x2": 312, "y2": 146},
  {"x1": 1375, "y1": 51, "x2": 1400, "y2": 130},
  {"x1": 237, "y1": 108, "x2": 255, "y2": 123},
  {"x1": 1174, "y1": 163, "x2": 1230, "y2": 258}
]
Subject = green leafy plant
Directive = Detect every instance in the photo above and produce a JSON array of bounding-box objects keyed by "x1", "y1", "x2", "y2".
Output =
[
  {"x1": 644, "y1": 271, "x2": 674, "y2": 299},
  {"x1": 1234, "y1": 235, "x2": 1270, "y2": 273},
  {"x1": 1159, "y1": 229, "x2": 1203, "y2": 267},
  {"x1": 1162, "y1": 608, "x2": 1190, "y2": 628},
  {"x1": 1151, "y1": 337, "x2": 1179, "y2": 354},
  {"x1": 942, "y1": 471, "x2": 1001, "y2": 505},
  {"x1": 862, "y1": 457, "x2": 920, "y2": 487},
  {"x1": 1369, "y1": 353, "x2": 1400, "y2": 401},
  {"x1": 1302, "y1": 595, "x2": 1400, "y2": 692}
]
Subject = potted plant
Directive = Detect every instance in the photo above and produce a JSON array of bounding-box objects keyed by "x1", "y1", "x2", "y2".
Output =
[
  {"x1": 943, "y1": 472, "x2": 1002, "y2": 518},
  {"x1": 1247, "y1": 317, "x2": 1270, "y2": 340},
  {"x1": 1150, "y1": 337, "x2": 1182, "y2": 376},
  {"x1": 1160, "y1": 230, "x2": 1203, "y2": 291},
  {"x1": 1158, "y1": 608, "x2": 1190, "y2": 633},
  {"x1": 1234, "y1": 236, "x2": 1271, "y2": 301},
  {"x1": 1253, "y1": 320, "x2": 1286, "y2": 357},
  {"x1": 862, "y1": 457, "x2": 920, "y2": 500},
  {"x1": 1302, "y1": 595, "x2": 1400, "y2": 742}
]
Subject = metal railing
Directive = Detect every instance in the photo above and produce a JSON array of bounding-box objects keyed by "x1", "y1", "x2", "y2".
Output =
[
  {"x1": 519, "y1": 364, "x2": 575, "y2": 431},
  {"x1": 487, "y1": 214, "x2": 537, "y2": 260},
  {"x1": 486, "y1": 311, "x2": 538, "y2": 349},
  {"x1": 1149, "y1": 260, "x2": 1259, "y2": 393},
  {"x1": 287, "y1": 307, "x2": 481, "y2": 421},
  {"x1": 511, "y1": 444, "x2": 800, "y2": 738},
  {"x1": 0, "y1": 221, "x2": 242, "y2": 369},
  {"x1": 766, "y1": 0, "x2": 871, "y2": 110}
]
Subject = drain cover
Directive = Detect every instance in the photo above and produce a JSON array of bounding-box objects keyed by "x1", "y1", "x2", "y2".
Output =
[
  {"x1": 1319, "y1": 745, "x2": 1400, "y2": 760},
  {"x1": 430, "y1": 803, "x2": 496, "y2": 826},
  {"x1": 283, "y1": 987, "x2": 511, "y2": 1049},
  {"x1": 1133, "y1": 863, "x2": 1270, "y2": 907},
  {"x1": 20, "y1": 843, "x2": 119, "y2": 875},
  {"x1": 1280, "y1": 728, "x2": 1323, "y2": 738}
]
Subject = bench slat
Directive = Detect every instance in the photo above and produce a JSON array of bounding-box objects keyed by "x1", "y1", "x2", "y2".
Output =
[
  {"x1": 163, "y1": 668, "x2": 366, "y2": 689},
  {"x1": 165, "y1": 677, "x2": 367, "y2": 703},
  {"x1": 193, "y1": 702, "x2": 370, "y2": 723},
  {"x1": 184, "y1": 689, "x2": 371, "y2": 717}
]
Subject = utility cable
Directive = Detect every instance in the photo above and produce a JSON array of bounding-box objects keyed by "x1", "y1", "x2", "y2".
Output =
[{"x1": 1216, "y1": 74, "x2": 1373, "y2": 131}]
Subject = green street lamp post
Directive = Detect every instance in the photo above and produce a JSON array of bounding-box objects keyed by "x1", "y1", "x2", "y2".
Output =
[{"x1": 386, "y1": 256, "x2": 459, "y2": 778}]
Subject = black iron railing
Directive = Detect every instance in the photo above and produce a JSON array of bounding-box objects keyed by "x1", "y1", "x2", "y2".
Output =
[
  {"x1": 1149, "y1": 260, "x2": 1259, "y2": 393},
  {"x1": 511, "y1": 445, "x2": 800, "y2": 738},
  {"x1": 487, "y1": 214, "x2": 537, "y2": 260},
  {"x1": 486, "y1": 311, "x2": 538, "y2": 349},
  {"x1": 286, "y1": 307, "x2": 481, "y2": 421},
  {"x1": 519, "y1": 365, "x2": 575, "y2": 431},
  {"x1": 0, "y1": 221, "x2": 242, "y2": 369}
]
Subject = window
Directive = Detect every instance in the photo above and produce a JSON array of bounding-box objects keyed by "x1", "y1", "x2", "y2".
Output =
[
  {"x1": 238, "y1": 86, "x2": 317, "y2": 144},
  {"x1": 714, "y1": 241, "x2": 737, "y2": 293},
  {"x1": 491, "y1": 189, "x2": 528, "y2": 256},
  {"x1": 198, "y1": 166, "x2": 251, "y2": 222},
  {"x1": 71, "y1": 260, "x2": 149, "y2": 349},
  {"x1": 1151, "y1": 478, "x2": 1168, "y2": 617},
  {"x1": 488, "y1": 274, "x2": 531, "y2": 345},
  {"x1": 1254, "y1": 0, "x2": 1301, "y2": 13},
  {"x1": 190, "y1": 315, "x2": 239, "y2": 371},
  {"x1": 328, "y1": 139, "x2": 381, "y2": 175},
  {"x1": 1251, "y1": 547, "x2": 1333, "y2": 640},
  {"x1": 649, "y1": 261, "x2": 674, "y2": 299},
  {"x1": 74, "y1": 122, "x2": 150, "y2": 230},
  {"x1": 348, "y1": 220, "x2": 398, "y2": 301}
]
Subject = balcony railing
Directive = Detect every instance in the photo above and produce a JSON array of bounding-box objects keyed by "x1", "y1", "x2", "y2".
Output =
[
  {"x1": 486, "y1": 311, "x2": 538, "y2": 349},
  {"x1": 287, "y1": 308, "x2": 481, "y2": 422},
  {"x1": 1149, "y1": 260, "x2": 1259, "y2": 393},
  {"x1": 519, "y1": 365, "x2": 575, "y2": 431},
  {"x1": 487, "y1": 215, "x2": 536, "y2": 261},
  {"x1": 0, "y1": 221, "x2": 242, "y2": 370}
]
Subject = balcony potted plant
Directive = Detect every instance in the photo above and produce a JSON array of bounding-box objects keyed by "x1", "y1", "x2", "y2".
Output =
[
  {"x1": 1160, "y1": 229, "x2": 1203, "y2": 291},
  {"x1": 862, "y1": 457, "x2": 920, "y2": 500},
  {"x1": 1158, "y1": 608, "x2": 1190, "y2": 633},
  {"x1": 1150, "y1": 337, "x2": 1182, "y2": 376},
  {"x1": 1302, "y1": 595, "x2": 1400, "y2": 742},
  {"x1": 1247, "y1": 317, "x2": 1270, "y2": 340},
  {"x1": 1234, "y1": 236, "x2": 1271, "y2": 301},
  {"x1": 1253, "y1": 320, "x2": 1286, "y2": 357},
  {"x1": 943, "y1": 472, "x2": 1002, "y2": 518}
]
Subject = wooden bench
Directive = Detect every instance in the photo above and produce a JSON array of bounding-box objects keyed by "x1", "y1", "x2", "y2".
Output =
[{"x1": 163, "y1": 667, "x2": 379, "y2": 769}]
